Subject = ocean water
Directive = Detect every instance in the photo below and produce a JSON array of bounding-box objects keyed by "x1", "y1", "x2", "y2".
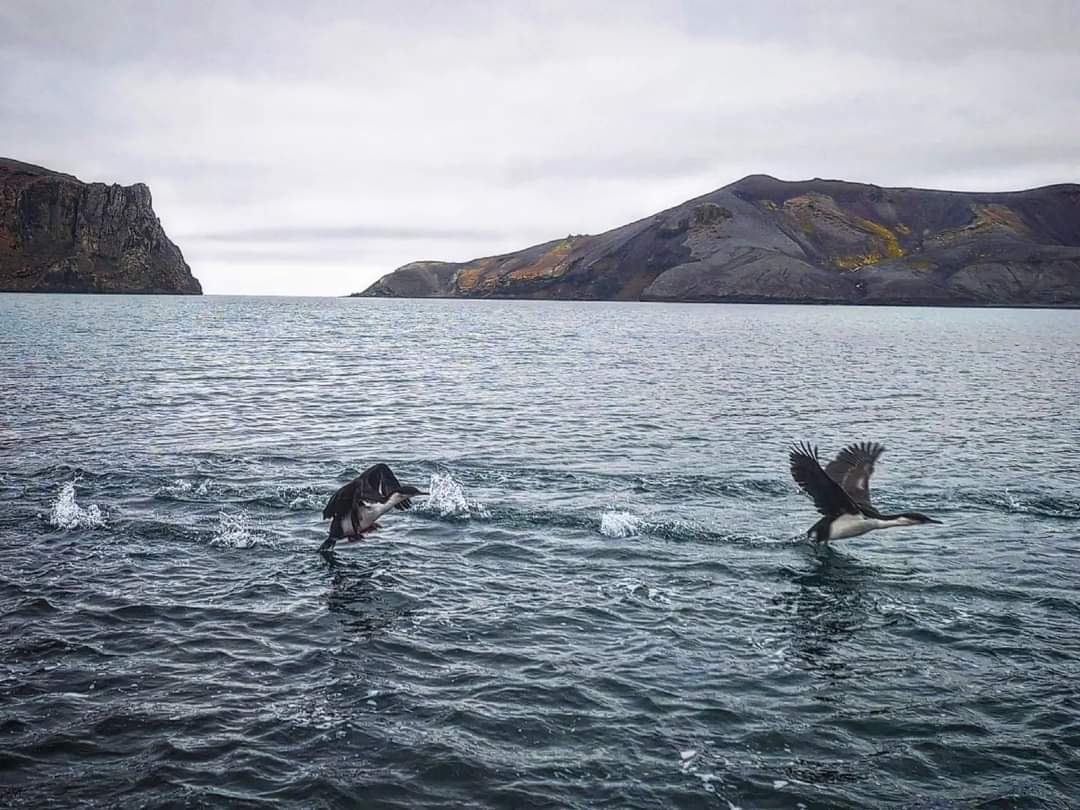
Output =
[{"x1": 2, "y1": 294, "x2": 1079, "y2": 809}]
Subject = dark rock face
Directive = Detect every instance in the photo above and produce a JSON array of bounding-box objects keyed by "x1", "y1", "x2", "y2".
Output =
[
  {"x1": 0, "y1": 158, "x2": 201, "y2": 294},
  {"x1": 356, "y1": 174, "x2": 1080, "y2": 307}
]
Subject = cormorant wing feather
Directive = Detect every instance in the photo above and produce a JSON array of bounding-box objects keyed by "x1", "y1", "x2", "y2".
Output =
[
  {"x1": 824, "y1": 442, "x2": 884, "y2": 512},
  {"x1": 789, "y1": 442, "x2": 859, "y2": 517},
  {"x1": 322, "y1": 463, "x2": 404, "y2": 519}
]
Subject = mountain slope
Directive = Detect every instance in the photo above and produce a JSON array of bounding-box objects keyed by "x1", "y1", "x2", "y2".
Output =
[
  {"x1": 0, "y1": 158, "x2": 201, "y2": 295},
  {"x1": 356, "y1": 175, "x2": 1080, "y2": 306}
]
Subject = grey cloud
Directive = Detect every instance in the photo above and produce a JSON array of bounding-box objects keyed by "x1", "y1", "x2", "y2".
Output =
[
  {"x1": 2, "y1": 0, "x2": 1077, "y2": 295},
  {"x1": 182, "y1": 225, "x2": 505, "y2": 243}
]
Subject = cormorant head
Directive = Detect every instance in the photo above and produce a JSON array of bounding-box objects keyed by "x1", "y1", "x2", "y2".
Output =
[{"x1": 899, "y1": 512, "x2": 941, "y2": 525}]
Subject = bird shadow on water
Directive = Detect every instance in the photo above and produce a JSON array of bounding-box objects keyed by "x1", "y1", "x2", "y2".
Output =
[
  {"x1": 319, "y1": 552, "x2": 416, "y2": 635},
  {"x1": 773, "y1": 544, "x2": 883, "y2": 681}
]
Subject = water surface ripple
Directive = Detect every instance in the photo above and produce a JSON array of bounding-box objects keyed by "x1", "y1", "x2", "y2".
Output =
[{"x1": 2, "y1": 295, "x2": 1079, "y2": 808}]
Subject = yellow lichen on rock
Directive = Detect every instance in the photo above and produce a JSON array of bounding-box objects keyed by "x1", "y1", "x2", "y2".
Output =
[
  {"x1": 972, "y1": 204, "x2": 1029, "y2": 232},
  {"x1": 507, "y1": 238, "x2": 580, "y2": 282},
  {"x1": 833, "y1": 251, "x2": 884, "y2": 270},
  {"x1": 854, "y1": 217, "x2": 905, "y2": 259},
  {"x1": 454, "y1": 258, "x2": 499, "y2": 291},
  {"x1": 928, "y1": 203, "x2": 1030, "y2": 248},
  {"x1": 830, "y1": 219, "x2": 905, "y2": 270}
]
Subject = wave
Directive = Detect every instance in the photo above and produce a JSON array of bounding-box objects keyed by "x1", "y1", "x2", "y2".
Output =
[
  {"x1": 156, "y1": 477, "x2": 219, "y2": 500},
  {"x1": 156, "y1": 477, "x2": 326, "y2": 513},
  {"x1": 252, "y1": 484, "x2": 326, "y2": 512},
  {"x1": 964, "y1": 488, "x2": 1080, "y2": 520},
  {"x1": 450, "y1": 460, "x2": 790, "y2": 500},
  {"x1": 48, "y1": 481, "x2": 106, "y2": 529},
  {"x1": 21, "y1": 458, "x2": 1080, "y2": 522},
  {"x1": 597, "y1": 577, "x2": 673, "y2": 606}
]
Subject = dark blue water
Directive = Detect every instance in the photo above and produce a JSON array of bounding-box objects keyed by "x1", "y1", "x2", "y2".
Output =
[{"x1": 2, "y1": 294, "x2": 1079, "y2": 809}]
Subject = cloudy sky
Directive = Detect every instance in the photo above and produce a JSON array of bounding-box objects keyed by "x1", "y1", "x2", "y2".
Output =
[{"x1": 2, "y1": 1, "x2": 1077, "y2": 295}]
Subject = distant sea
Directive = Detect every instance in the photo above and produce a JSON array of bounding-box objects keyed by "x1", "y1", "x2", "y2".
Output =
[{"x1": 2, "y1": 294, "x2": 1079, "y2": 809}]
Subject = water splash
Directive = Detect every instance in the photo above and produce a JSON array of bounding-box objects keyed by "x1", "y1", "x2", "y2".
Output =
[
  {"x1": 210, "y1": 510, "x2": 271, "y2": 549},
  {"x1": 279, "y1": 485, "x2": 322, "y2": 511},
  {"x1": 599, "y1": 510, "x2": 643, "y2": 538},
  {"x1": 598, "y1": 577, "x2": 672, "y2": 606},
  {"x1": 288, "y1": 494, "x2": 322, "y2": 511},
  {"x1": 156, "y1": 477, "x2": 216, "y2": 500},
  {"x1": 49, "y1": 481, "x2": 105, "y2": 529},
  {"x1": 999, "y1": 488, "x2": 1080, "y2": 519},
  {"x1": 420, "y1": 471, "x2": 490, "y2": 519}
]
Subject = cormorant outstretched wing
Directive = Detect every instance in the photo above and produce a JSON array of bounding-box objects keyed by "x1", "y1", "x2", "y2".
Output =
[
  {"x1": 322, "y1": 463, "x2": 412, "y2": 519},
  {"x1": 824, "y1": 442, "x2": 884, "y2": 512},
  {"x1": 789, "y1": 442, "x2": 859, "y2": 517}
]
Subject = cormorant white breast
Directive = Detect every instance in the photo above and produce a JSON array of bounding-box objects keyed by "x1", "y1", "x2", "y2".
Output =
[
  {"x1": 320, "y1": 463, "x2": 426, "y2": 552},
  {"x1": 789, "y1": 441, "x2": 941, "y2": 542}
]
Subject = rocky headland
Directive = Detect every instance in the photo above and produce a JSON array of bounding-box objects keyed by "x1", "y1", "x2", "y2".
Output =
[
  {"x1": 356, "y1": 175, "x2": 1080, "y2": 307},
  {"x1": 0, "y1": 158, "x2": 201, "y2": 295}
]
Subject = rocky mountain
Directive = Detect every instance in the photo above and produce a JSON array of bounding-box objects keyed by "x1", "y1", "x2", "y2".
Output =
[
  {"x1": 0, "y1": 158, "x2": 201, "y2": 294},
  {"x1": 356, "y1": 175, "x2": 1080, "y2": 307}
]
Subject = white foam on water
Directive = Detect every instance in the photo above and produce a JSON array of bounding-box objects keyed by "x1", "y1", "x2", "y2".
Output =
[
  {"x1": 157, "y1": 478, "x2": 215, "y2": 498},
  {"x1": 698, "y1": 772, "x2": 722, "y2": 793},
  {"x1": 286, "y1": 487, "x2": 323, "y2": 511},
  {"x1": 210, "y1": 510, "x2": 271, "y2": 549},
  {"x1": 420, "y1": 471, "x2": 490, "y2": 519},
  {"x1": 49, "y1": 481, "x2": 106, "y2": 529},
  {"x1": 599, "y1": 577, "x2": 672, "y2": 606},
  {"x1": 599, "y1": 510, "x2": 643, "y2": 537}
]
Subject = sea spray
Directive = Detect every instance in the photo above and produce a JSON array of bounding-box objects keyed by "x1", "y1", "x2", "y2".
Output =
[
  {"x1": 599, "y1": 510, "x2": 643, "y2": 538},
  {"x1": 598, "y1": 577, "x2": 672, "y2": 606},
  {"x1": 210, "y1": 510, "x2": 271, "y2": 548},
  {"x1": 49, "y1": 481, "x2": 106, "y2": 529},
  {"x1": 421, "y1": 471, "x2": 490, "y2": 519},
  {"x1": 155, "y1": 477, "x2": 216, "y2": 500}
]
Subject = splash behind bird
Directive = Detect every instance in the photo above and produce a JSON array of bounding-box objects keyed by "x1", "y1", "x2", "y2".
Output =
[
  {"x1": 320, "y1": 463, "x2": 427, "y2": 552},
  {"x1": 789, "y1": 441, "x2": 941, "y2": 542}
]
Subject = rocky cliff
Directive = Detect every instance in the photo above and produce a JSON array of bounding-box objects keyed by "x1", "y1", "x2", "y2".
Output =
[
  {"x1": 356, "y1": 175, "x2": 1080, "y2": 306},
  {"x1": 0, "y1": 158, "x2": 201, "y2": 294}
]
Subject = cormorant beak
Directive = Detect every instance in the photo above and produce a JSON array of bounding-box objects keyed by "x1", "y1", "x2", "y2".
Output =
[{"x1": 926, "y1": 517, "x2": 943, "y2": 524}]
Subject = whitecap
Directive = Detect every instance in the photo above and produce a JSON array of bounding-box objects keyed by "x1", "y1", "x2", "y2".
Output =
[
  {"x1": 598, "y1": 577, "x2": 672, "y2": 606},
  {"x1": 599, "y1": 510, "x2": 643, "y2": 538},
  {"x1": 420, "y1": 471, "x2": 490, "y2": 519},
  {"x1": 156, "y1": 477, "x2": 215, "y2": 499},
  {"x1": 698, "y1": 772, "x2": 721, "y2": 793},
  {"x1": 49, "y1": 481, "x2": 106, "y2": 529},
  {"x1": 210, "y1": 510, "x2": 271, "y2": 549},
  {"x1": 288, "y1": 495, "x2": 320, "y2": 511}
]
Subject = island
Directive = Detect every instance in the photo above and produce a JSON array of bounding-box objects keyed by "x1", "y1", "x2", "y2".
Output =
[
  {"x1": 355, "y1": 175, "x2": 1080, "y2": 307},
  {"x1": 0, "y1": 157, "x2": 201, "y2": 295}
]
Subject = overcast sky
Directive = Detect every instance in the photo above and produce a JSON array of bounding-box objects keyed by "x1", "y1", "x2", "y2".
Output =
[{"x1": 2, "y1": 1, "x2": 1078, "y2": 295}]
